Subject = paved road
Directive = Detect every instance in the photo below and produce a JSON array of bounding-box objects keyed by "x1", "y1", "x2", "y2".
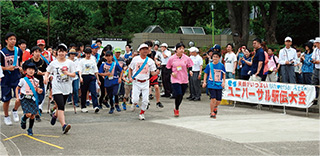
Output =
[{"x1": 0, "y1": 95, "x2": 319, "y2": 155}]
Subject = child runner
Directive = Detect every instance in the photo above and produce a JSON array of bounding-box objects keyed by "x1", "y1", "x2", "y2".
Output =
[
  {"x1": 78, "y1": 48, "x2": 101, "y2": 113},
  {"x1": 128, "y1": 43, "x2": 159, "y2": 120},
  {"x1": 202, "y1": 52, "x2": 226, "y2": 119},
  {"x1": 99, "y1": 51, "x2": 122, "y2": 114},
  {"x1": 44, "y1": 43, "x2": 75, "y2": 134},
  {"x1": 66, "y1": 49, "x2": 80, "y2": 107},
  {"x1": 1, "y1": 32, "x2": 23, "y2": 125},
  {"x1": 16, "y1": 62, "x2": 43, "y2": 135},
  {"x1": 122, "y1": 66, "x2": 132, "y2": 110},
  {"x1": 166, "y1": 43, "x2": 193, "y2": 117}
]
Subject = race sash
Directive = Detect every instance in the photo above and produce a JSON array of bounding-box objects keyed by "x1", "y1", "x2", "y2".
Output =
[
  {"x1": 24, "y1": 77, "x2": 41, "y2": 116},
  {"x1": 96, "y1": 53, "x2": 100, "y2": 63},
  {"x1": 104, "y1": 62, "x2": 115, "y2": 80},
  {"x1": 132, "y1": 57, "x2": 148, "y2": 79},
  {"x1": 113, "y1": 55, "x2": 119, "y2": 66},
  {"x1": 13, "y1": 46, "x2": 18, "y2": 66},
  {"x1": 209, "y1": 62, "x2": 222, "y2": 86},
  {"x1": 40, "y1": 54, "x2": 50, "y2": 65}
]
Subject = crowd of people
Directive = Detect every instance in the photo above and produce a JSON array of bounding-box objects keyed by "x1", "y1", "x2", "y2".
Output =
[{"x1": 1, "y1": 31, "x2": 319, "y2": 135}]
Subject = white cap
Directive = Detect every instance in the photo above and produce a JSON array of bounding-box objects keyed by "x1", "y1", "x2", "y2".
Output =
[
  {"x1": 137, "y1": 43, "x2": 149, "y2": 51},
  {"x1": 284, "y1": 37, "x2": 292, "y2": 42},
  {"x1": 314, "y1": 37, "x2": 320, "y2": 43},
  {"x1": 160, "y1": 43, "x2": 168, "y2": 48},
  {"x1": 188, "y1": 47, "x2": 199, "y2": 53},
  {"x1": 171, "y1": 47, "x2": 176, "y2": 52}
]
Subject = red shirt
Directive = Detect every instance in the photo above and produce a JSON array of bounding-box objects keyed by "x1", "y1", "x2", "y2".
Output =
[
  {"x1": 42, "y1": 50, "x2": 53, "y2": 62},
  {"x1": 22, "y1": 50, "x2": 32, "y2": 62}
]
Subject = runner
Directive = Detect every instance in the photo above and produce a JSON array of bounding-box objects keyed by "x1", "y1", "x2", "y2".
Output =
[
  {"x1": 99, "y1": 51, "x2": 122, "y2": 114},
  {"x1": 18, "y1": 39, "x2": 31, "y2": 63},
  {"x1": 16, "y1": 62, "x2": 43, "y2": 135},
  {"x1": 23, "y1": 46, "x2": 48, "y2": 122},
  {"x1": 113, "y1": 47, "x2": 125, "y2": 109},
  {"x1": 78, "y1": 48, "x2": 100, "y2": 113},
  {"x1": 1, "y1": 32, "x2": 23, "y2": 126},
  {"x1": 128, "y1": 43, "x2": 159, "y2": 120},
  {"x1": 166, "y1": 43, "x2": 193, "y2": 117},
  {"x1": 44, "y1": 43, "x2": 75, "y2": 134},
  {"x1": 97, "y1": 47, "x2": 111, "y2": 109},
  {"x1": 202, "y1": 52, "x2": 226, "y2": 119},
  {"x1": 66, "y1": 49, "x2": 80, "y2": 108},
  {"x1": 155, "y1": 43, "x2": 172, "y2": 98}
]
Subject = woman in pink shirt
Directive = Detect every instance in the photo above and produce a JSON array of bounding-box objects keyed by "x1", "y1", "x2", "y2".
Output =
[{"x1": 166, "y1": 43, "x2": 193, "y2": 117}]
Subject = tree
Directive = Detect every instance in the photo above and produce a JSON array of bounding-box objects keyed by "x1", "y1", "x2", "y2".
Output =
[
  {"x1": 226, "y1": 1, "x2": 250, "y2": 50},
  {"x1": 258, "y1": 1, "x2": 278, "y2": 44}
]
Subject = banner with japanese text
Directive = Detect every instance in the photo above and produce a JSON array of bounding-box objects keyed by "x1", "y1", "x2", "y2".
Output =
[{"x1": 222, "y1": 79, "x2": 316, "y2": 108}]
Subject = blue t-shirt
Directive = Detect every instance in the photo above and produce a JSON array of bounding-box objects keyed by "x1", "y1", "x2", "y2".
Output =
[
  {"x1": 99, "y1": 62, "x2": 122, "y2": 87},
  {"x1": 0, "y1": 47, "x2": 23, "y2": 87},
  {"x1": 204, "y1": 62, "x2": 226, "y2": 89},
  {"x1": 124, "y1": 52, "x2": 132, "y2": 60},
  {"x1": 251, "y1": 48, "x2": 265, "y2": 77},
  {"x1": 240, "y1": 56, "x2": 251, "y2": 76}
]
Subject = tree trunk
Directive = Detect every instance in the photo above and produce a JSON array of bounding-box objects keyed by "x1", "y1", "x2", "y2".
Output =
[
  {"x1": 226, "y1": 1, "x2": 250, "y2": 50},
  {"x1": 259, "y1": 2, "x2": 278, "y2": 44}
]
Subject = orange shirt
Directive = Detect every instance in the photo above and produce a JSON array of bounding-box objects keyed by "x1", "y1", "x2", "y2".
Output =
[{"x1": 22, "y1": 50, "x2": 32, "y2": 62}]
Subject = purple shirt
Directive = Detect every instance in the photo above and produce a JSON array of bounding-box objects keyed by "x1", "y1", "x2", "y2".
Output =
[{"x1": 166, "y1": 54, "x2": 193, "y2": 84}]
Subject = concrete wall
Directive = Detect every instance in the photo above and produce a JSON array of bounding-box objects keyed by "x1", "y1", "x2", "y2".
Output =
[{"x1": 132, "y1": 33, "x2": 256, "y2": 50}]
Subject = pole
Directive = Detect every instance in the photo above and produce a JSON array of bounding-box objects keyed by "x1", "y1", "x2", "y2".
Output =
[
  {"x1": 211, "y1": 10, "x2": 215, "y2": 46},
  {"x1": 47, "y1": 1, "x2": 50, "y2": 47}
]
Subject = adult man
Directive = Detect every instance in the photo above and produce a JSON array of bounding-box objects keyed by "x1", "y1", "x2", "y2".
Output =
[
  {"x1": 129, "y1": 43, "x2": 159, "y2": 120},
  {"x1": 249, "y1": 38, "x2": 265, "y2": 81},
  {"x1": 1, "y1": 32, "x2": 23, "y2": 125},
  {"x1": 224, "y1": 43, "x2": 237, "y2": 79},
  {"x1": 311, "y1": 37, "x2": 320, "y2": 98},
  {"x1": 37, "y1": 39, "x2": 52, "y2": 64},
  {"x1": 19, "y1": 39, "x2": 31, "y2": 62},
  {"x1": 23, "y1": 46, "x2": 48, "y2": 122},
  {"x1": 277, "y1": 37, "x2": 297, "y2": 83},
  {"x1": 188, "y1": 47, "x2": 203, "y2": 101},
  {"x1": 145, "y1": 41, "x2": 163, "y2": 108},
  {"x1": 155, "y1": 43, "x2": 172, "y2": 97}
]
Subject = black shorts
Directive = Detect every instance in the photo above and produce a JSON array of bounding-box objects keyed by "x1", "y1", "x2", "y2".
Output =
[
  {"x1": 149, "y1": 75, "x2": 159, "y2": 86},
  {"x1": 208, "y1": 89, "x2": 222, "y2": 101}
]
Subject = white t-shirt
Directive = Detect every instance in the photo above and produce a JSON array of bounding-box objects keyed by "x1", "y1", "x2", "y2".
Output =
[
  {"x1": 224, "y1": 52, "x2": 237, "y2": 72},
  {"x1": 312, "y1": 48, "x2": 320, "y2": 69},
  {"x1": 0, "y1": 64, "x2": 3, "y2": 78},
  {"x1": 129, "y1": 56, "x2": 157, "y2": 80},
  {"x1": 190, "y1": 54, "x2": 203, "y2": 71},
  {"x1": 155, "y1": 50, "x2": 171, "y2": 65},
  {"x1": 77, "y1": 58, "x2": 98, "y2": 75},
  {"x1": 18, "y1": 77, "x2": 40, "y2": 95},
  {"x1": 46, "y1": 59, "x2": 76, "y2": 95},
  {"x1": 69, "y1": 58, "x2": 80, "y2": 80}
]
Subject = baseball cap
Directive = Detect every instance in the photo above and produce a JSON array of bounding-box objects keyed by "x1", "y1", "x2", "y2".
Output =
[
  {"x1": 68, "y1": 49, "x2": 78, "y2": 56},
  {"x1": 213, "y1": 44, "x2": 221, "y2": 51},
  {"x1": 188, "y1": 47, "x2": 199, "y2": 53},
  {"x1": 91, "y1": 43, "x2": 99, "y2": 49},
  {"x1": 57, "y1": 43, "x2": 68, "y2": 51},
  {"x1": 105, "y1": 51, "x2": 113, "y2": 56},
  {"x1": 114, "y1": 47, "x2": 122, "y2": 53},
  {"x1": 160, "y1": 43, "x2": 168, "y2": 48},
  {"x1": 314, "y1": 37, "x2": 320, "y2": 43},
  {"x1": 137, "y1": 43, "x2": 149, "y2": 51},
  {"x1": 37, "y1": 39, "x2": 45, "y2": 45},
  {"x1": 284, "y1": 37, "x2": 292, "y2": 42}
]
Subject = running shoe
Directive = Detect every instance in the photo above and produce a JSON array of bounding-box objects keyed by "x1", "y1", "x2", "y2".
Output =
[
  {"x1": 122, "y1": 102, "x2": 127, "y2": 111},
  {"x1": 81, "y1": 108, "x2": 88, "y2": 113},
  {"x1": 4, "y1": 116, "x2": 12, "y2": 126},
  {"x1": 62, "y1": 124, "x2": 71, "y2": 134},
  {"x1": 115, "y1": 105, "x2": 121, "y2": 112},
  {"x1": 94, "y1": 107, "x2": 100, "y2": 113},
  {"x1": 156, "y1": 102, "x2": 164, "y2": 108},
  {"x1": 210, "y1": 112, "x2": 216, "y2": 119},
  {"x1": 109, "y1": 108, "x2": 115, "y2": 114},
  {"x1": 12, "y1": 110, "x2": 19, "y2": 122},
  {"x1": 174, "y1": 109, "x2": 179, "y2": 117},
  {"x1": 50, "y1": 112, "x2": 57, "y2": 125},
  {"x1": 20, "y1": 117, "x2": 26, "y2": 129},
  {"x1": 103, "y1": 101, "x2": 110, "y2": 108},
  {"x1": 27, "y1": 128, "x2": 33, "y2": 136},
  {"x1": 139, "y1": 114, "x2": 145, "y2": 120},
  {"x1": 149, "y1": 94, "x2": 154, "y2": 100}
]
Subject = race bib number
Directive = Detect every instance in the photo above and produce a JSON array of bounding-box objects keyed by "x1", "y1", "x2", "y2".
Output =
[
  {"x1": 214, "y1": 69, "x2": 222, "y2": 82},
  {"x1": 108, "y1": 76, "x2": 113, "y2": 80},
  {"x1": 5, "y1": 55, "x2": 19, "y2": 67},
  {"x1": 177, "y1": 66, "x2": 182, "y2": 71}
]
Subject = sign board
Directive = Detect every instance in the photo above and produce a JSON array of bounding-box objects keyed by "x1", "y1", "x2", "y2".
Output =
[
  {"x1": 222, "y1": 79, "x2": 316, "y2": 108},
  {"x1": 92, "y1": 38, "x2": 127, "y2": 53}
]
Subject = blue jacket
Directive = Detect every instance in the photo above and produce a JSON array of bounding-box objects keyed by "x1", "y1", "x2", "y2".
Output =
[{"x1": 301, "y1": 52, "x2": 314, "y2": 73}]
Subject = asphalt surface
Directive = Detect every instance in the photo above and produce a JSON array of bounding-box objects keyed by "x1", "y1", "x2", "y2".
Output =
[{"x1": 0, "y1": 94, "x2": 319, "y2": 155}]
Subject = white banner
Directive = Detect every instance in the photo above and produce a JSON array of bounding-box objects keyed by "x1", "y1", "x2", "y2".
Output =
[{"x1": 222, "y1": 79, "x2": 316, "y2": 108}]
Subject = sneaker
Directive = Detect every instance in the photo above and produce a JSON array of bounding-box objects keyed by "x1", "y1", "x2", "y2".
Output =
[
  {"x1": 139, "y1": 114, "x2": 145, "y2": 120},
  {"x1": 50, "y1": 100, "x2": 55, "y2": 105},
  {"x1": 147, "y1": 103, "x2": 150, "y2": 110},
  {"x1": 12, "y1": 110, "x2": 19, "y2": 122},
  {"x1": 115, "y1": 105, "x2": 121, "y2": 112},
  {"x1": 20, "y1": 117, "x2": 26, "y2": 129},
  {"x1": 4, "y1": 116, "x2": 12, "y2": 126},
  {"x1": 75, "y1": 103, "x2": 79, "y2": 107},
  {"x1": 210, "y1": 112, "x2": 216, "y2": 119},
  {"x1": 67, "y1": 101, "x2": 72, "y2": 105},
  {"x1": 213, "y1": 108, "x2": 218, "y2": 115},
  {"x1": 50, "y1": 113, "x2": 57, "y2": 125},
  {"x1": 35, "y1": 115, "x2": 41, "y2": 122},
  {"x1": 149, "y1": 94, "x2": 154, "y2": 100},
  {"x1": 122, "y1": 103, "x2": 127, "y2": 111},
  {"x1": 131, "y1": 104, "x2": 136, "y2": 112},
  {"x1": 81, "y1": 108, "x2": 88, "y2": 113},
  {"x1": 136, "y1": 104, "x2": 139, "y2": 108},
  {"x1": 86, "y1": 101, "x2": 90, "y2": 106},
  {"x1": 109, "y1": 108, "x2": 115, "y2": 114},
  {"x1": 156, "y1": 102, "x2": 164, "y2": 108},
  {"x1": 62, "y1": 124, "x2": 71, "y2": 134},
  {"x1": 94, "y1": 107, "x2": 99, "y2": 113},
  {"x1": 103, "y1": 101, "x2": 110, "y2": 108},
  {"x1": 27, "y1": 128, "x2": 33, "y2": 136},
  {"x1": 174, "y1": 109, "x2": 179, "y2": 117},
  {"x1": 50, "y1": 108, "x2": 55, "y2": 117},
  {"x1": 98, "y1": 105, "x2": 102, "y2": 109}
]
